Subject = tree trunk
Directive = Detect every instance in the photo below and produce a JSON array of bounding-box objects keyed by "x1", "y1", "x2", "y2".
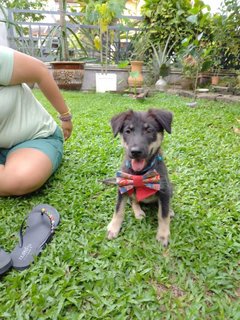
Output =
[{"x1": 59, "y1": 0, "x2": 69, "y2": 61}]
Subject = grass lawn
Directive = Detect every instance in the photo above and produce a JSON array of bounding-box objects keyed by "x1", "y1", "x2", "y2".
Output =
[{"x1": 0, "y1": 91, "x2": 239, "y2": 319}]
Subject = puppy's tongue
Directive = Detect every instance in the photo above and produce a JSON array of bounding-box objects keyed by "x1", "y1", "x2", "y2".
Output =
[{"x1": 131, "y1": 159, "x2": 146, "y2": 172}]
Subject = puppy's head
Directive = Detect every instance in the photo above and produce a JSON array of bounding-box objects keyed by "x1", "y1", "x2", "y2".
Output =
[{"x1": 111, "y1": 109, "x2": 173, "y2": 172}]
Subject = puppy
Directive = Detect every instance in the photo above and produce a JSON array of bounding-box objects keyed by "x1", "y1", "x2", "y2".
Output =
[{"x1": 107, "y1": 108, "x2": 174, "y2": 246}]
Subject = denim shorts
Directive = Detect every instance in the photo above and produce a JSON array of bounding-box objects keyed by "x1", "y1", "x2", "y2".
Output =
[{"x1": 0, "y1": 126, "x2": 64, "y2": 173}]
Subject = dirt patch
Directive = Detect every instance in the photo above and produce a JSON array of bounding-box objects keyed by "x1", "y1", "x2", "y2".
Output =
[{"x1": 151, "y1": 280, "x2": 185, "y2": 299}]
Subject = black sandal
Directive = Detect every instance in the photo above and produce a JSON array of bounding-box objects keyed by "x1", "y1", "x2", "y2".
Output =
[
  {"x1": 11, "y1": 204, "x2": 60, "y2": 271},
  {"x1": 0, "y1": 248, "x2": 12, "y2": 275}
]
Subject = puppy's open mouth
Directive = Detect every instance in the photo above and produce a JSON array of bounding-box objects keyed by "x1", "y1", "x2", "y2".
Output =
[{"x1": 131, "y1": 159, "x2": 146, "y2": 172}]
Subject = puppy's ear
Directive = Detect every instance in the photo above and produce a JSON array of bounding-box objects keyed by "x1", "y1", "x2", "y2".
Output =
[
  {"x1": 110, "y1": 110, "x2": 133, "y2": 137},
  {"x1": 148, "y1": 109, "x2": 173, "y2": 134}
]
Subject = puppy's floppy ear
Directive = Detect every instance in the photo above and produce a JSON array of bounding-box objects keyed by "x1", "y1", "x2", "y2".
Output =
[
  {"x1": 110, "y1": 110, "x2": 133, "y2": 137},
  {"x1": 148, "y1": 108, "x2": 173, "y2": 134}
]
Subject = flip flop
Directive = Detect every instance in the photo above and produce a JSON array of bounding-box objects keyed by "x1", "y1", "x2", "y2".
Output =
[
  {"x1": 11, "y1": 205, "x2": 60, "y2": 271},
  {"x1": 26, "y1": 204, "x2": 60, "y2": 228},
  {"x1": 0, "y1": 248, "x2": 12, "y2": 275}
]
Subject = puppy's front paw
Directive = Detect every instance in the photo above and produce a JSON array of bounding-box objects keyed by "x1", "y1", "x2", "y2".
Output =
[
  {"x1": 156, "y1": 227, "x2": 170, "y2": 247},
  {"x1": 107, "y1": 220, "x2": 121, "y2": 240},
  {"x1": 134, "y1": 209, "x2": 146, "y2": 220},
  {"x1": 132, "y1": 201, "x2": 146, "y2": 220},
  {"x1": 169, "y1": 209, "x2": 175, "y2": 218}
]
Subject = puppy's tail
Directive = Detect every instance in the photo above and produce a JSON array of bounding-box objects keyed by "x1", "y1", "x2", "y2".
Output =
[{"x1": 101, "y1": 177, "x2": 117, "y2": 186}]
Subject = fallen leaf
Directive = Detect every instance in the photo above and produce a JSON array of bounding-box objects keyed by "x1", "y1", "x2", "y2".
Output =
[{"x1": 233, "y1": 127, "x2": 240, "y2": 134}]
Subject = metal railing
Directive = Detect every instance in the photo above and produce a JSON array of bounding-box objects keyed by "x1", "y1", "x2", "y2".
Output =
[{"x1": 1, "y1": 8, "x2": 143, "y2": 63}]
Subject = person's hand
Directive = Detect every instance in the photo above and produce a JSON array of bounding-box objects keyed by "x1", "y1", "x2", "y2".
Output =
[{"x1": 61, "y1": 120, "x2": 73, "y2": 140}]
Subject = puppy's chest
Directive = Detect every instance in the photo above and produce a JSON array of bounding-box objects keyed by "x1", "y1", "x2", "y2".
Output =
[{"x1": 129, "y1": 189, "x2": 159, "y2": 204}]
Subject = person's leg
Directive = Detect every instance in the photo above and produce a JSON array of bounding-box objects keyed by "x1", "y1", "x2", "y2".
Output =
[
  {"x1": 0, "y1": 126, "x2": 63, "y2": 196},
  {"x1": 0, "y1": 148, "x2": 53, "y2": 196}
]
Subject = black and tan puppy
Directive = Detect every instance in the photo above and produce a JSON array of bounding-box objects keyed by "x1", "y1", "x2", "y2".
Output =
[{"x1": 107, "y1": 108, "x2": 174, "y2": 246}]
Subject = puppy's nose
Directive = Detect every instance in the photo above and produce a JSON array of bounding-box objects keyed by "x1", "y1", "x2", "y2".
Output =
[{"x1": 131, "y1": 147, "x2": 143, "y2": 158}]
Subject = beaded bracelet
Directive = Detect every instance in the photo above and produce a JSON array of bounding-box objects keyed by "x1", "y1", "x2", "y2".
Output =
[{"x1": 59, "y1": 114, "x2": 72, "y2": 122}]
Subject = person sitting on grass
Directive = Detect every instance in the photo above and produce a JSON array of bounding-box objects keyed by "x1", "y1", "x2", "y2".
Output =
[{"x1": 0, "y1": 45, "x2": 73, "y2": 196}]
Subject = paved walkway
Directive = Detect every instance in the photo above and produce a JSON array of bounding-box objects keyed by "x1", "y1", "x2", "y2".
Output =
[{"x1": 167, "y1": 87, "x2": 240, "y2": 103}]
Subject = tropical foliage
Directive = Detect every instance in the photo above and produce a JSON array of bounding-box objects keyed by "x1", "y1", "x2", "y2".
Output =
[
  {"x1": 0, "y1": 0, "x2": 47, "y2": 22},
  {"x1": 211, "y1": 0, "x2": 240, "y2": 69},
  {"x1": 140, "y1": 0, "x2": 212, "y2": 59},
  {"x1": 140, "y1": 0, "x2": 239, "y2": 71},
  {"x1": 82, "y1": 0, "x2": 126, "y2": 68}
]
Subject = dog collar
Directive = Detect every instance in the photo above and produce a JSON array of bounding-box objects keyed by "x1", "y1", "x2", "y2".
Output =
[{"x1": 125, "y1": 155, "x2": 163, "y2": 174}]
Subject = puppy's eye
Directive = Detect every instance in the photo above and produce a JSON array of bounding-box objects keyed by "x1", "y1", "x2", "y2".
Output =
[
  {"x1": 145, "y1": 127, "x2": 152, "y2": 133},
  {"x1": 125, "y1": 128, "x2": 132, "y2": 134}
]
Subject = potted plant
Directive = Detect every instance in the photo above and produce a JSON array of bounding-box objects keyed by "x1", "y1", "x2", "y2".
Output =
[
  {"x1": 180, "y1": 54, "x2": 197, "y2": 90},
  {"x1": 180, "y1": 33, "x2": 212, "y2": 103},
  {"x1": 50, "y1": 0, "x2": 87, "y2": 90},
  {"x1": 127, "y1": 32, "x2": 148, "y2": 89},
  {"x1": 211, "y1": 58, "x2": 221, "y2": 85},
  {"x1": 86, "y1": 0, "x2": 125, "y2": 93},
  {"x1": 149, "y1": 34, "x2": 177, "y2": 91},
  {"x1": 236, "y1": 70, "x2": 240, "y2": 87}
]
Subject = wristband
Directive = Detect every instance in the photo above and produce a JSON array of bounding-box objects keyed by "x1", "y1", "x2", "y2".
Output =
[{"x1": 59, "y1": 114, "x2": 72, "y2": 121}]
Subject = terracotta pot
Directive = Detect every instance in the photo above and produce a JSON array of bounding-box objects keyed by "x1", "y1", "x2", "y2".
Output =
[
  {"x1": 236, "y1": 74, "x2": 240, "y2": 86},
  {"x1": 128, "y1": 60, "x2": 144, "y2": 88},
  {"x1": 211, "y1": 75, "x2": 220, "y2": 85},
  {"x1": 50, "y1": 61, "x2": 85, "y2": 90}
]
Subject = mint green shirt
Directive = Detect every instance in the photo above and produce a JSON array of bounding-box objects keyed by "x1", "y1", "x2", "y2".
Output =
[{"x1": 0, "y1": 46, "x2": 57, "y2": 148}]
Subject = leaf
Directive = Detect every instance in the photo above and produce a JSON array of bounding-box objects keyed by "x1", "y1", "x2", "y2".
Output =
[
  {"x1": 117, "y1": 60, "x2": 129, "y2": 68},
  {"x1": 94, "y1": 35, "x2": 101, "y2": 51},
  {"x1": 233, "y1": 127, "x2": 240, "y2": 134},
  {"x1": 201, "y1": 60, "x2": 212, "y2": 72},
  {"x1": 130, "y1": 71, "x2": 140, "y2": 78},
  {"x1": 177, "y1": 9, "x2": 184, "y2": 16},
  {"x1": 186, "y1": 15, "x2": 198, "y2": 24},
  {"x1": 197, "y1": 32, "x2": 204, "y2": 42}
]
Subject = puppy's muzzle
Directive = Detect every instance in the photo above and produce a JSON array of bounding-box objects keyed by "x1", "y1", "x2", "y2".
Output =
[{"x1": 130, "y1": 147, "x2": 143, "y2": 159}]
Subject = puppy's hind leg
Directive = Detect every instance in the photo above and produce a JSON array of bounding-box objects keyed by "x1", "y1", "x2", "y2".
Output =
[{"x1": 107, "y1": 192, "x2": 128, "y2": 239}]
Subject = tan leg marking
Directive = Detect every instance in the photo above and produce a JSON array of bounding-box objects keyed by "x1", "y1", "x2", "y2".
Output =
[
  {"x1": 169, "y1": 208, "x2": 175, "y2": 218},
  {"x1": 131, "y1": 198, "x2": 146, "y2": 219},
  {"x1": 156, "y1": 204, "x2": 170, "y2": 246},
  {"x1": 107, "y1": 196, "x2": 128, "y2": 239}
]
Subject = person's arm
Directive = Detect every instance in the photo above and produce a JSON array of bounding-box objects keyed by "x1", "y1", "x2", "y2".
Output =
[{"x1": 9, "y1": 50, "x2": 72, "y2": 140}]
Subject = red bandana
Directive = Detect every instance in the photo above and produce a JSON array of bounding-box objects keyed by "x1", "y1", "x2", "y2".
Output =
[{"x1": 116, "y1": 170, "x2": 160, "y2": 201}]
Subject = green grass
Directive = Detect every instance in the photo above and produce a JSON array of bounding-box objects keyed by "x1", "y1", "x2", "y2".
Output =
[{"x1": 0, "y1": 91, "x2": 239, "y2": 319}]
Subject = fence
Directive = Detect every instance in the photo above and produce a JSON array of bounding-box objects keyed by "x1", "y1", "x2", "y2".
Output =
[{"x1": 1, "y1": 7, "x2": 143, "y2": 63}]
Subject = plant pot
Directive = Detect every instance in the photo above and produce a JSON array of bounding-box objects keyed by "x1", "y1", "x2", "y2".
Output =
[
  {"x1": 96, "y1": 73, "x2": 117, "y2": 93},
  {"x1": 181, "y1": 77, "x2": 194, "y2": 90},
  {"x1": 155, "y1": 76, "x2": 167, "y2": 91},
  {"x1": 211, "y1": 75, "x2": 220, "y2": 85},
  {"x1": 128, "y1": 60, "x2": 144, "y2": 88},
  {"x1": 236, "y1": 74, "x2": 240, "y2": 86},
  {"x1": 50, "y1": 61, "x2": 85, "y2": 90}
]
